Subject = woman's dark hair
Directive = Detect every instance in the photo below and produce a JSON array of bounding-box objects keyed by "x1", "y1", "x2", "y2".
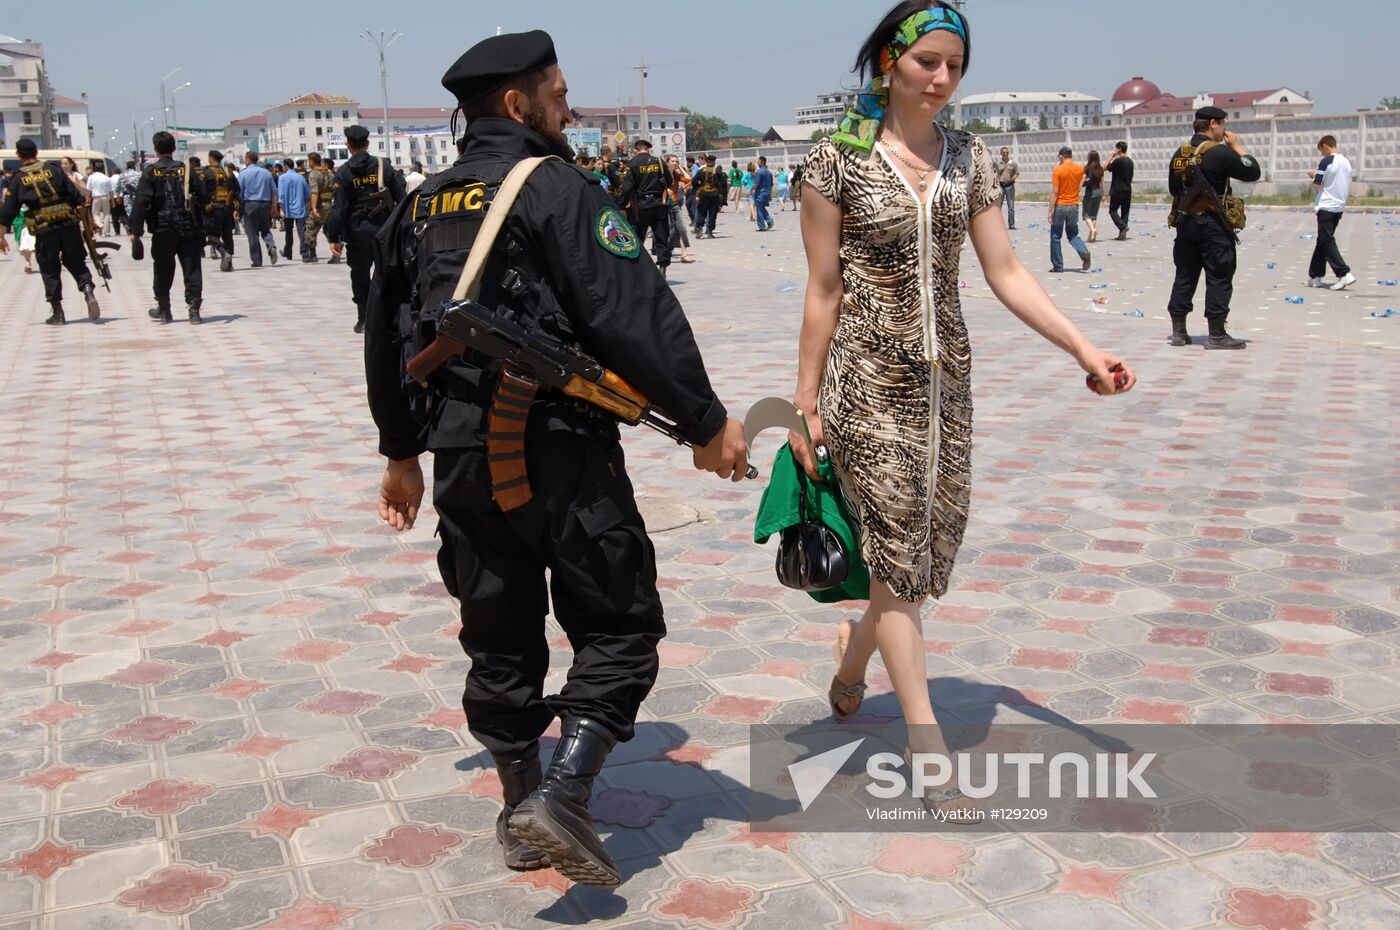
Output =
[
  {"x1": 1086, "y1": 150, "x2": 1103, "y2": 184},
  {"x1": 854, "y1": 1, "x2": 971, "y2": 82}
]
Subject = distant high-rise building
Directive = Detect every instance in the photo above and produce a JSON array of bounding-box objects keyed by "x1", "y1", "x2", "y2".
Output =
[{"x1": 0, "y1": 35, "x2": 56, "y2": 148}]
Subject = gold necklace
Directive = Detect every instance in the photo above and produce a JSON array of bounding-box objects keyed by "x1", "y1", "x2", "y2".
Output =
[{"x1": 884, "y1": 140, "x2": 938, "y2": 191}]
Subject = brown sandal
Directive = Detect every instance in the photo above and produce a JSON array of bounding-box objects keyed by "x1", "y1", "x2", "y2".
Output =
[
  {"x1": 905, "y1": 748, "x2": 966, "y2": 807},
  {"x1": 828, "y1": 621, "x2": 867, "y2": 720}
]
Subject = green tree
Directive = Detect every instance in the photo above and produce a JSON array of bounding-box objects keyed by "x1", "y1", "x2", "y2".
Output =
[
  {"x1": 681, "y1": 107, "x2": 728, "y2": 151},
  {"x1": 962, "y1": 119, "x2": 1000, "y2": 135},
  {"x1": 1381, "y1": 96, "x2": 1400, "y2": 110},
  {"x1": 1010, "y1": 117, "x2": 1031, "y2": 133},
  {"x1": 810, "y1": 127, "x2": 837, "y2": 141}
]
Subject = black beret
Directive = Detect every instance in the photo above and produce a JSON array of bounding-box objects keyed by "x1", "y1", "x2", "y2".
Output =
[
  {"x1": 441, "y1": 30, "x2": 558, "y2": 106},
  {"x1": 1196, "y1": 105, "x2": 1227, "y2": 121},
  {"x1": 633, "y1": 137, "x2": 653, "y2": 149},
  {"x1": 344, "y1": 124, "x2": 370, "y2": 144}
]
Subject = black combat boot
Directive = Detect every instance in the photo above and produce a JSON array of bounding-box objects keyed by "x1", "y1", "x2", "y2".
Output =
[
  {"x1": 1205, "y1": 319, "x2": 1247, "y2": 350},
  {"x1": 219, "y1": 248, "x2": 233, "y2": 273},
  {"x1": 1168, "y1": 315, "x2": 1191, "y2": 347},
  {"x1": 148, "y1": 303, "x2": 173, "y2": 323},
  {"x1": 45, "y1": 302, "x2": 65, "y2": 326},
  {"x1": 187, "y1": 300, "x2": 203, "y2": 325},
  {"x1": 508, "y1": 717, "x2": 621, "y2": 887},
  {"x1": 82, "y1": 282, "x2": 100, "y2": 320},
  {"x1": 493, "y1": 744, "x2": 550, "y2": 871}
]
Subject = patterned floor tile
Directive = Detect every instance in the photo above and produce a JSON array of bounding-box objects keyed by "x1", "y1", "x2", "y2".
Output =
[{"x1": 2, "y1": 205, "x2": 1399, "y2": 928}]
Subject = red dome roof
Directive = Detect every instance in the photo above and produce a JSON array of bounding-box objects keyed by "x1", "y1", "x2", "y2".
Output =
[{"x1": 1112, "y1": 77, "x2": 1162, "y2": 103}]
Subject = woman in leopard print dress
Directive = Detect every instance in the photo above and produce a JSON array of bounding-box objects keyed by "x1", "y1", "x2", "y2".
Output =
[{"x1": 793, "y1": 1, "x2": 1136, "y2": 769}]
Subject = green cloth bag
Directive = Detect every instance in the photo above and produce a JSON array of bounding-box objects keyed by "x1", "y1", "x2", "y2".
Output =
[{"x1": 753, "y1": 442, "x2": 870, "y2": 603}]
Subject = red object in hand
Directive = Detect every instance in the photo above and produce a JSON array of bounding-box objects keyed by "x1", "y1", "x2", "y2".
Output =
[{"x1": 1086, "y1": 363, "x2": 1129, "y2": 395}]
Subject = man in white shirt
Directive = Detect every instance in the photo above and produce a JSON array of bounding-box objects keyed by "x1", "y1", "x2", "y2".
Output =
[
  {"x1": 86, "y1": 166, "x2": 114, "y2": 235},
  {"x1": 1307, "y1": 134, "x2": 1354, "y2": 291},
  {"x1": 404, "y1": 161, "x2": 426, "y2": 194}
]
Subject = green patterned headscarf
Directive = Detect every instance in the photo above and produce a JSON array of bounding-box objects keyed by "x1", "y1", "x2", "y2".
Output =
[{"x1": 832, "y1": 5, "x2": 969, "y2": 153}]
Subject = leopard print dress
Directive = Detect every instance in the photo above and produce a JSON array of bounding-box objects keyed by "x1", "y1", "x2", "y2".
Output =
[{"x1": 802, "y1": 129, "x2": 1000, "y2": 602}]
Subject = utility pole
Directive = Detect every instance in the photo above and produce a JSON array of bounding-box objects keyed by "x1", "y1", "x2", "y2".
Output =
[
  {"x1": 360, "y1": 30, "x2": 402, "y2": 156},
  {"x1": 952, "y1": 0, "x2": 966, "y2": 128},
  {"x1": 635, "y1": 58, "x2": 648, "y2": 147}
]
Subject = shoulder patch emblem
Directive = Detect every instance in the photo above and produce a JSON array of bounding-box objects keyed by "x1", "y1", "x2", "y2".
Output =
[{"x1": 595, "y1": 206, "x2": 640, "y2": 259}]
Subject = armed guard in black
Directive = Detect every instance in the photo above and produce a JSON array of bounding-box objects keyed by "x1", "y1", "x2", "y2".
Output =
[
  {"x1": 691, "y1": 153, "x2": 728, "y2": 238},
  {"x1": 619, "y1": 137, "x2": 674, "y2": 276},
  {"x1": 364, "y1": 30, "x2": 749, "y2": 887},
  {"x1": 327, "y1": 124, "x2": 405, "y2": 334},
  {"x1": 200, "y1": 150, "x2": 240, "y2": 273},
  {"x1": 129, "y1": 131, "x2": 207, "y2": 324},
  {"x1": 1165, "y1": 106, "x2": 1261, "y2": 350},
  {"x1": 0, "y1": 137, "x2": 101, "y2": 324}
]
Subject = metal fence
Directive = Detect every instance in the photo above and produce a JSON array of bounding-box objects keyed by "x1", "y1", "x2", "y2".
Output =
[{"x1": 690, "y1": 110, "x2": 1400, "y2": 192}]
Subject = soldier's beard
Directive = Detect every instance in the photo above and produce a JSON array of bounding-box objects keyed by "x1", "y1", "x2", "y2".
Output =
[{"x1": 523, "y1": 101, "x2": 570, "y2": 155}]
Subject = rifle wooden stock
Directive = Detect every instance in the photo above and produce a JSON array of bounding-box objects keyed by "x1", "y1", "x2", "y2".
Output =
[
  {"x1": 406, "y1": 335, "x2": 466, "y2": 386},
  {"x1": 561, "y1": 374, "x2": 647, "y2": 423}
]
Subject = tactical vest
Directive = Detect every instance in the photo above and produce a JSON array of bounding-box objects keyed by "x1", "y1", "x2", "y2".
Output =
[
  {"x1": 345, "y1": 155, "x2": 391, "y2": 218},
  {"x1": 394, "y1": 159, "x2": 577, "y2": 416},
  {"x1": 204, "y1": 166, "x2": 235, "y2": 209},
  {"x1": 311, "y1": 168, "x2": 335, "y2": 211},
  {"x1": 628, "y1": 154, "x2": 667, "y2": 209},
  {"x1": 17, "y1": 162, "x2": 77, "y2": 234},
  {"x1": 151, "y1": 162, "x2": 197, "y2": 236},
  {"x1": 1169, "y1": 141, "x2": 1247, "y2": 232},
  {"x1": 694, "y1": 166, "x2": 722, "y2": 197}
]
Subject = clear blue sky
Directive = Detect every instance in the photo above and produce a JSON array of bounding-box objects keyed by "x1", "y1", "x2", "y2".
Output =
[{"x1": 8, "y1": 0, "x2": 1393, "y2": 152}]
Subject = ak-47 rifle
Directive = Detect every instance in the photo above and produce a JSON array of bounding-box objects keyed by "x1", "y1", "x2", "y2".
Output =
[
  {"x1": 79, "y1": 204, "x2": 120, "y2": 291},
  {"x1": 407, "y1": 298, "x2": 756, "y2": 509}
]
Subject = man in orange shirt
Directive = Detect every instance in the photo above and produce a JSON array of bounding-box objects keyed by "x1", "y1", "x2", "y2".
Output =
[{"x1": 1048, "y1": 146, "x2": 1091, "y2": 273}]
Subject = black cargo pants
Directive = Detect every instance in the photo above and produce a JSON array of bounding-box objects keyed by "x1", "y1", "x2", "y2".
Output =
[
  {"x1": 34, "y1": 224, "x2": 94, "y2": 305},
  {"x1": 206, "y1": 206, "x2": 235, "y2": 257},
  {"x1": 1168, "y1": 215, "x2": 1237, "y2": 323},
  {"x1": 433, "y1": 402, "x2": 666, "y2": 759},
  {"x1": 631, "y1": 203, "x2": 673, "y2": 268},
  {"x1": 151, "y1": 228, "x2": 203, "y2": 309}
]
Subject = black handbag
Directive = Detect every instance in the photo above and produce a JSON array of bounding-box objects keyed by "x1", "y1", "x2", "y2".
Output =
[{"x1": 775, "y1": 445, "x2": 850, "y2": 592}]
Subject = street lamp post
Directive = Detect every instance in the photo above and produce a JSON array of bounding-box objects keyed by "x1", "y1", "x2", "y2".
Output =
[
  {"x1": 359, "y1": 31, "x2": 401, "y2": 157},
  {"x1": 159, "y1": 67, "x2": 181, "y2": 131},
  {"x1": 169, "y1": 82, "x2": 191, "y2": 132}
]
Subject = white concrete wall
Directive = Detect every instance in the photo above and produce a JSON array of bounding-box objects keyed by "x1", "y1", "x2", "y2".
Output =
[{"x1": 984, "y1": 110, "x2": 1400, "y2": 192}]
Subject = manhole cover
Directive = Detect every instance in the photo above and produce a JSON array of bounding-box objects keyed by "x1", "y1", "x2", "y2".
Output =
[{"x1": 637, "y1": 496, "x2": 699, "y2": 532}]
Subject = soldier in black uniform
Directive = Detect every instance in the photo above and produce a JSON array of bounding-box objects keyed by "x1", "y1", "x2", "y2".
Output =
[
  {"x1": 328, "y1": 124, "x2": 405, "y2": 334},
  {"x1": 0, "y1": 137, "x2": 101, "y2": 325},
  {"x1": 619, "y1": 137, "x2": 674, "y2": 276},
  {"x1": 129, "y1": 131, "x2": 207, "y2": 324},
  {"x1": 1166, "y1": 106, "x2": 1261, "y2": 350},
  {"x1": 200, "y1": 150, "x2": 240, "y2": 273},
  {"x1": 365, "y1": 30, "x2": 749, "y2": 887},
  {"x1": 691, "y1": 153, "x2": 727, "y2": 238}
]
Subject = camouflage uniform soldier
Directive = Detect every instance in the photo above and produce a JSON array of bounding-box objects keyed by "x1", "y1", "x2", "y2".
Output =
[{"x1": 305, "y1": 152, "x2": 335, "y2": 263}]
